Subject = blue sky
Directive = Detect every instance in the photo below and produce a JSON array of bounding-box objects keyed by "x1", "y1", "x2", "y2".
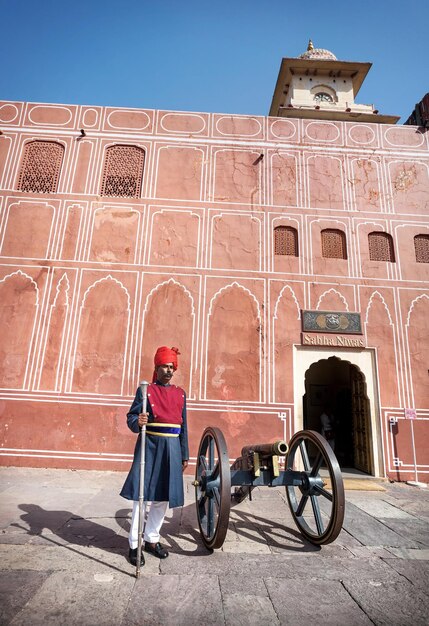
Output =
[{"x1": 1, "y1": 0, "x2": 427, "y2": 122}]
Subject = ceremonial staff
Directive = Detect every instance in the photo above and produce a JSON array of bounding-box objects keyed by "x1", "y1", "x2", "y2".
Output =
[{"x1": 136, "y1": 380, "x2": 149, "y2": 579}]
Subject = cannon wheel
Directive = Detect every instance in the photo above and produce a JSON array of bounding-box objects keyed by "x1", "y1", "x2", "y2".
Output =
[
  {"x1": 285, "y1": 430, "x2": 345, "y2": 545},
  {"x1": 194, "y1": 426, "x2": 231, "y2": 550}
]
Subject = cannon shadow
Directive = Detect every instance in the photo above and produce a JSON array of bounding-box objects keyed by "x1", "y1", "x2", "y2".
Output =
[
  {"x1": 117, "y1": 500, "x2": 322, "y2": 555},
  {"x1": 229, "y1": 506, "x2": 322, "y2": 552}
]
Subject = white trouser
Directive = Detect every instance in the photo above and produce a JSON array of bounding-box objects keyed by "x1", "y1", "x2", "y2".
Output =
[{"x1": 129, "y1": 500, "x2": 169, "y2": 548}]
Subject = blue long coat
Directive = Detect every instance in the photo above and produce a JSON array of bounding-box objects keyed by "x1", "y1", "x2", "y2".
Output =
[{"x1": 120, "y1": 383, "x2": 189, "y2": 508}]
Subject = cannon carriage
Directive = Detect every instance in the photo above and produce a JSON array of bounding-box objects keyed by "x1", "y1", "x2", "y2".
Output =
[{"x1": 193, "y1": 427, "x2": 345, "y2": 550}]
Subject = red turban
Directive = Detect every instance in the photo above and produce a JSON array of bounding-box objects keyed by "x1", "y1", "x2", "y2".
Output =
[{"x1": 152, "y1": 346, "x2": 180, "y2": 381}]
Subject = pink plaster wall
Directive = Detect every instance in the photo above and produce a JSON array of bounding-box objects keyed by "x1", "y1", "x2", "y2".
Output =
[{"x1": 0, "y1": 102, "x2": 428, "y2": 482}]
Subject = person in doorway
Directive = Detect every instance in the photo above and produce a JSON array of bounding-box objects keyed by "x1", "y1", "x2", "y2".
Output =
[
  {"x1": 120, "y1": 346, "x2": 189, "y2": 566},
  {"x1": 320, "y1": 405, "x2": 335, "y2": 451}
]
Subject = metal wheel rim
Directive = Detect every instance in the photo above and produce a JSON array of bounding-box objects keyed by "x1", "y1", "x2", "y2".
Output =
[
  {"x1": 194, "y1": 426, "x2": 231, "y2": 550},
  {"x1": 286, "y1": 429, "x2": 345, "y2": 545}
]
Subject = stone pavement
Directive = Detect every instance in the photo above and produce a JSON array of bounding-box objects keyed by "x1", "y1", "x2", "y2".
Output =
[{"x1": 0, "y1": 467, "x2": 428, "y2": 626}]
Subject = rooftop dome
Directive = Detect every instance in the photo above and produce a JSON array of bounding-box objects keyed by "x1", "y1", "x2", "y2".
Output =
[{"x1": 299, "y1": 40, "x2": 337, "y2": 61}]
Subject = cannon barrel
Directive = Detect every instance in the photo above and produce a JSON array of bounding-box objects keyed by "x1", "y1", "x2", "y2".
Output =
[
  {"x1": 231, "y1": 440, "x2": 289, "y2": 504},
  {"x1": 241, "y1": 440, "x2": 288, "y2": 458}
]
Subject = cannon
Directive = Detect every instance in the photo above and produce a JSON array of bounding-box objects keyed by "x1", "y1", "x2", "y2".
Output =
[{"x1": 193, "y1": 427, "x2": 345, "y2": 550}]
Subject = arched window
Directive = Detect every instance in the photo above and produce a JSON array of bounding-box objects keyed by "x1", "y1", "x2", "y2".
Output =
[
  {"x1": 321, "y1": 229, "x2": 347, "y2": 259},
  {"x1": 414, "y1": 234, "x2": 429, "y2": 263},
  {"x1": 17, "y1": 141, "x2": 64, "y2": 193},
  {"x1": 314, "y1": 92, "x2": 334, "y2": 103},
  {"x1": 274, "y1": 226, "x2": 298, "y2": 256},
  {"x1": 100, "y1": 145, "x2": 145, "y2": 198},
  {"x1": 310, "y1": 84, "x2": 337, "y2": 103},
  {"x1": 368, "y1": 232, "x2": 395, "y2": 262}
]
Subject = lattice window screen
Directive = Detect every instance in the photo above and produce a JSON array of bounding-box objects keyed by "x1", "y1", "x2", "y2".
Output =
[
  {"x1": 368, "y1": 232, "x2": 395, "y2": 262},
  {"x1": 100, "y1": 145, "x2": 145, "y2": 198},
  {"x1": 321, "y1": 229, "x2": 347, "y2": 259},
  {"x1": 274, "y1": 226, "x2": 298, "y2": 256},
  {"x1": 414, "y1": 234, "x2": 429, "y2": 263},
  {"x1": 17, "y1": 141, "x2": 64, "y2": 193}
]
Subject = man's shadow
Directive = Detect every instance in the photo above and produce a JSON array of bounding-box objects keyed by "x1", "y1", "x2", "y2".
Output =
[
  {"x1": 12, "y1": 502, "x2": 210, "y2": 575},
  {"x1": 13, "y1": 503, "x2": 136, "y2": 576}
]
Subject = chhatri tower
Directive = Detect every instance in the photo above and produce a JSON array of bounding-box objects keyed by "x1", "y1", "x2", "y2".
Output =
[{"x1": 270, "y1": 40, "x2": 399, "y2": 124}]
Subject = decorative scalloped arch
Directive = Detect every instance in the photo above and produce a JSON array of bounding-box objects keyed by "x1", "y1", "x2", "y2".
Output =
[
  {"x1": 52, "y1": 273, "x2": 70, "y2": 308},
  {"x1": 273, "y1": 284, "x2": 301, "y2": 320},
  {"x1": 364, "y1": 290, "x2": 393, "y2": 326},
  {"x1": 142, "y1": 277, "x2": 195, "y2": 317},
  {"x1": 406, "y1": 293, "x2": 429, "y2": 327},
  {"x1": 0, "y1": 269, "x2": 40, "y2": 306},
  {"x1": 304, "y1": 354, "x2": 366, "y2": 380},
  {"x1": 208, "y1": 281, "x2": 261, "y2": 319},
  {"x1": 316, "y1": 288, "x2": 349, "y2": 311},
  {"x1": 80, "y1": 274, "x2": 131, "y2": 311}
]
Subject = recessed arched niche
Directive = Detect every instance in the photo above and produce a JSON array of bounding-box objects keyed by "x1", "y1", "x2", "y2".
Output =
[
  {"x1": 365, "y1": 292, "x2": 398, "y2": 407},
  {"x1": 39, "y1": 273, "x2": 70, "y2": 391},
  {"x1": 273, "y1": 285, "x2": 301, "y2": 403},
  {"x1": 140, "y1": 280, "x2": 194, "y2": 395},
  {"x1": 0, "y1": 271, "x2": 38, "y2": 389},
  {"x1": 406, "y1": 295, "x2": 429, "y2": 409},
  {"x1": 206, "y1": 283, "x2": 261, "y2": 402},
  {"x1": 72, "y1": 276, "x2": 130, "y2": 395}
]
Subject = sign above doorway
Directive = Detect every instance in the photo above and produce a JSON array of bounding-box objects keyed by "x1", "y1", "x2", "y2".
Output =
[
  {"x1": 301, "y1": 333, "x2": 366, "y2": 348},
  {"x1": 302, "y1": 310, "x2": 362, "y2": 334}
]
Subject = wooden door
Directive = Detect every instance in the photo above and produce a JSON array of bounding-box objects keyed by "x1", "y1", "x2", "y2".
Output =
[{"x1": 351, "y1": 368, "x2": 373, "y2": 474}]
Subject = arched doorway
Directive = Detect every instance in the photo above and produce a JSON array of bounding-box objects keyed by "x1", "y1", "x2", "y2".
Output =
[{"x1": 303, "y1": 356, "x2": 373, "y2": 474}]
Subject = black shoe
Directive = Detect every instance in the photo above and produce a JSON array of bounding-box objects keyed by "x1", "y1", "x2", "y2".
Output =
[
  {"x1": 144, "y1": 541, "x2": 169, "y2": 559},
  {"x1": 128, "y1": 547, "x2": 145, "y2": 566}
]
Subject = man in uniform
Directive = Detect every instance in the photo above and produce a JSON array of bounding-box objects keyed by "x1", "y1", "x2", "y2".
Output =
[{"x1": 120, "y1": 346, "x2": 189, "y2": 566}]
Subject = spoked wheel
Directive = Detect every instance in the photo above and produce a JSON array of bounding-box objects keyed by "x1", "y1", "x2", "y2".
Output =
[
  {"x1": 286, "y1": 430, "x2": 345, "y2": 545},
  {"x1": 194, "y1": 426, "x2": 231, "y2": 550}
]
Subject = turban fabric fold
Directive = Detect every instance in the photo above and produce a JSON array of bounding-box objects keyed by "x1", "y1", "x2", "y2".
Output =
[{"x1": 152, "y1": 346, "x2": 180, "y2": 381}]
